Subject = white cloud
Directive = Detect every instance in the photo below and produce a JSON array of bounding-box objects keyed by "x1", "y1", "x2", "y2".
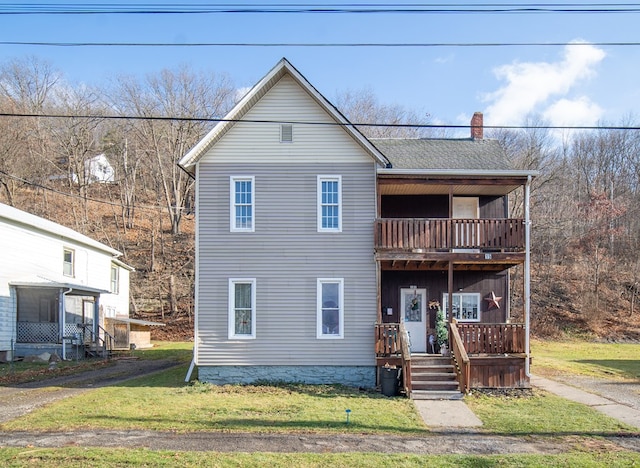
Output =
[
  {"x1": 482, "y1": 41, "x2": 606, "y2": 127},
  {"x1": 542, "y1": 97, "x2": 603, "y2": 127}
]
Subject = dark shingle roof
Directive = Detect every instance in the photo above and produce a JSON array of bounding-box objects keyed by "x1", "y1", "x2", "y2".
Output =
[{"x1": 370, "y1": 138, "x2": 513, "y2": 171}]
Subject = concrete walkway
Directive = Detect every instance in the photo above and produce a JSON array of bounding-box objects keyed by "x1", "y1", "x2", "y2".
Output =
[
  {"x1": 413, "y1": 375, "x2": 640, "y2": 431},
  {"x1": 531, "y1": 374, "x2": 640, "y2": 430},
  {"x1": 413, "y1": 400, "x2": 483, "y2": 429}
]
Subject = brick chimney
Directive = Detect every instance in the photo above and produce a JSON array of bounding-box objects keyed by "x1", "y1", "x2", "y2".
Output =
[{"x1": 471, "y1": 112, "x2": 483, "y2": 140}]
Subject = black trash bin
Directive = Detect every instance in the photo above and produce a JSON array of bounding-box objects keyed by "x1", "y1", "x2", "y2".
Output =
[{"x1": 380, "y1": 367, "x2": 399, "y2": 396}]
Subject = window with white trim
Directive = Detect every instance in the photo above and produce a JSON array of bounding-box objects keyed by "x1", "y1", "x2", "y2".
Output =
[
  {"x1": 110, "y1": 264, "x2": 119, "y2": 294},
  {"x1": 63, "y1": 248, "x2": 75, "y2": 277},
  {"x1": 442, "y1": 292, "x2": 481, "y2": 322},
  {"x1": 317, "y1": 278, "x2": 344, "y2": 339},
  {"x1": 317, "y1": 176, "x2": 342, "y2": 232},
  {"x1": 230, "y1": 176, "x2": 254, "y2": 232},
  {"x1": 229, "y1": 279, "x2": 256, "y2": 339}
]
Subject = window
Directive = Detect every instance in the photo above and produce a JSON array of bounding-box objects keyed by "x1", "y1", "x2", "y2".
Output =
[
  {"x1": 442, "y1": 293, "x2": 481, "y2": 322},
  {"x1": 228, "y1": 279, "x2": 256, "y2": 339},
  {"x1": 280, "y1": 123, "x2": 293, "y2": 142},
  {"x1": 63, "y1": 248, "x2": 74, "y2": 277},
  {"x1": 317, "y1": 278, "x2": 344, "y2": 339},
  {"x1": 317, "y1": 176, "x2": 342, "y2": 232},
  {"x1": 110, "y1": 265, "x2": 119, "y2": 294},
  {"x1": 230, "y1": 176, "x2": 254, "y2": 232}
]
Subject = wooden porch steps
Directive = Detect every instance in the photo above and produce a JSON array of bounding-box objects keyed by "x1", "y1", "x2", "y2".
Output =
[{"x1": 410, "y1": 354, "x2": 462, "y2": 400}]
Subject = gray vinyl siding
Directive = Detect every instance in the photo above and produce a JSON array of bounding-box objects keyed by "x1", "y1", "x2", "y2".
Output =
[
  {"x1": 193, "y1": 72, "x2": 379, "y2": 367},
  {"x1": 196, "y1": 162, "x2": 377, "y2": 366}
]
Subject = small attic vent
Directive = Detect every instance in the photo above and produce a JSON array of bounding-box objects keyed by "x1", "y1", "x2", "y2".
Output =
[{"x1": 280, "y1": 123, "x2": 293, "y2": 143}]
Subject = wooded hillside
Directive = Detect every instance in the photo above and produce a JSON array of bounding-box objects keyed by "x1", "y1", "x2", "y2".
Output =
[{"x1": 2, "y1": 57, "x2": 639, "y2": 341}]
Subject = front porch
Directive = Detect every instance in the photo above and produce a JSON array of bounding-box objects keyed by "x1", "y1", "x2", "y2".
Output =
[{"x1": 375, "y1": 322, "x2": 530, "y2": 397}]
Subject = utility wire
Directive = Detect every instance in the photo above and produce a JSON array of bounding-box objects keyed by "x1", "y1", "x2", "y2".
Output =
[
  {"x1": 1, "y1": 112, "x2": 639, "y2": 131},
  {"x1": 0, "y1": 168, "x2": 172, "y2": 213},
  {"x1": 1, "y1": 40, "x2": 638, "y2": 48},
  {"x1": 0, "y1": 3, "x2": 639, "y2": 14}
]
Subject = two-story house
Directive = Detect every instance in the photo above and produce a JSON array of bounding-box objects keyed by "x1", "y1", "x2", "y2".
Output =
[
  {"x1": 179, "y1": 58, "x2": 536, "y2": 397},
  {"x1": 0, "y1": 202, "x2": 134, "y2": 361}
]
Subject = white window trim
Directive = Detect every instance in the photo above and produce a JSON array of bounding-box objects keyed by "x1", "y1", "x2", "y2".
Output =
[
  {"x1": 63, "y1": 248, "x2": 75, "y2": 277},
  {"x1": 110, "y1": 264, "x2": 119, "y2": 294},
  {"x1": 228, "y1": 278, "x2": 256, "y2": 339},
  {"x1": 316, "y1": 278, "x2": 344, "y2": 339},
  {"x1": 442, "y1": 292, "x2": 481, "y2": 322},
  {"x1": 317, "y1": 175, "x2": 342, "y2": 233},
  {"x1": 230, "y1": 176, "x2": 255, "y2": 233}
]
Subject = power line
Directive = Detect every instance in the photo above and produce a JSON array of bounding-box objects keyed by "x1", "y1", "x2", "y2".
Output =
[
  {"x1": 0, "y1": 169, "x2": 170, "y2": 213},
  {"x1": 2, "y1": 40, "x2": 639, "y2": 48},
  {"x1": 0, "y1": 3, "x2": 639, "y2": 14},
  {"x1": 1, "y1": 111, "x2": 639, "y2": 131}
]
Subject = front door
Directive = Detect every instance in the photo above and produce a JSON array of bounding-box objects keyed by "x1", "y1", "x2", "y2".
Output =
[{"x1": 401, "y1": 288, "x2": 427, "y2": 353}]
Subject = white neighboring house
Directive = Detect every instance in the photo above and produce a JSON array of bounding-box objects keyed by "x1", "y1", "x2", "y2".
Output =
[
  {"x1": 0, "y1": 202, "x2": 134, "y2": 361},
  {"x1": 75, "y1": 153, "x2": 115, "y2": 184}
]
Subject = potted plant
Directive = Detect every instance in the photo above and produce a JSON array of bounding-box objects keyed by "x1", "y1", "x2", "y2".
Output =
[{"x1": 435, "y1": 304, "x2": 449, "y2": 356}]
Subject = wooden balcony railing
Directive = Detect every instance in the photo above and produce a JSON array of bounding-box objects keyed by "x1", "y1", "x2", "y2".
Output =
[
  {"x1": 455, "y1": 323, "x2": 526, "y2": 355},
  {"x1": 374, "y1": 218, "x2": 525, "y2": 252}
]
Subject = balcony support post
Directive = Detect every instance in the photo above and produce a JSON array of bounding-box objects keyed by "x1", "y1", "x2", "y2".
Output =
[{"x1": 524, "y1": 175, "x2": 532, "y2": 377}]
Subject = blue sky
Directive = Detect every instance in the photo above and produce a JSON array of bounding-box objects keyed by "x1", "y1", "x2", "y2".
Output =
[{"x1": 0, "y1": 2, "x2": 638, "y2": 131}]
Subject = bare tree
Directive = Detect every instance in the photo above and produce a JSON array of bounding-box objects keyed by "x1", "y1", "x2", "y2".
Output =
[
  {"x1": 0, "y1": 56, "x2": 61, "y2": 199},
  {"x1": 110, "y1": 65, "x2": 235, "y2": 235},
  {"x1": 334, "y1": 88, "x2": 439, "y2": 139}
]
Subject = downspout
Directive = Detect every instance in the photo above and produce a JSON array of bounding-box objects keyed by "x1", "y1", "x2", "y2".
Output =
[
  {"x1": 60, "y1": 287, "x2": 73, "y2": 360},
  {"x1": 524, "y1": 175, "x2": 532, "y2": 377},
  {"x1": 185, "y1": 161, "x2": 198, "y2": 383}
]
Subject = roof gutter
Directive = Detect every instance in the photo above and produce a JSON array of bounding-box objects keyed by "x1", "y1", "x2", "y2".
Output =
[{"x1": 377, "y1": 168, "x2": 539, "y2": 178}]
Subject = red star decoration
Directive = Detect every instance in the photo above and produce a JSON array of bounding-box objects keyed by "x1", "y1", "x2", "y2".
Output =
[{"x1": 485, "y1": 291, "x2": 502, "y2": 310}]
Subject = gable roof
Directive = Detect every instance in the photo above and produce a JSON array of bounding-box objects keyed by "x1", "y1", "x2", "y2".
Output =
[
  {"x1": 178, "y1": 58, "x2": 390, "y2": 175},
  {"x1": 372, "y1": 138, "x2": 513, "y2": 171},
  {"x1": 0, "y1": 202, "x2": 122, "y2": 257}
]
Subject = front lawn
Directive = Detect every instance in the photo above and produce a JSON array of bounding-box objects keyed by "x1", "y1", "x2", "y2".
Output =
[
  {"x1": 0, "y1": 447, "x2": 639, "y2": 467},
  {"x1": 531, "y1": 338, "x2": 640, "y2": 380}
]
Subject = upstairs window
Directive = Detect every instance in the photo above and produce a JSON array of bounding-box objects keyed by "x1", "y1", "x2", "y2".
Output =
[
  {"x1": 110, "y1": 264, "x2": 119, "y2": 294},
  {"x1": 230, "y1": 176, "x2": 254, "y2": 232},
  {"x1": 317, "y1": 278, "x2": 344, "y2": 339},
  {"x1": 317, "y1": 176, "x2": 342, "y2": 232},
  {"x1": 63, "y1": 248, "x2": 74, "y2": 277},
  {"x1": 229, "y1": 279, "x2": 256, "y2": 339}
]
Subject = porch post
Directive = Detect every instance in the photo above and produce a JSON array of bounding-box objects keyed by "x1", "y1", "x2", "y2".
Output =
[
  {"x1": 376, "y1": 261, "x2": 382, "y2": 323},
  {"x1": 94, "y1": 296, "x2": 100, "y2": 350},
  {"x1": 58, "y1": 288, "x2": 66, "y2": 360},
  {"x1": 447, "y1": 261, "x2": 453, "y2": 324},
  {"x1": 524, "y1": 175, "x2": 532, "y2": 377}
]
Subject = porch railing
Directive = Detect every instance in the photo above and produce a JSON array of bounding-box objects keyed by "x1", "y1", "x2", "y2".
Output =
[
  {"x1": 374, "y1": 323, "x2": 412, "y2": 395},
  {"x1": 450, "y1": 321, "x2": 470, "y2": 393},
  {"x1": 455, "y1": 323, "x2": 526, "y2": 354},
  {"x1": 17, "y1": 322, "x2": 58, "y2": 343},
  {"x1": 374, "y1": 218, "x2": 525, "y2": 252}
]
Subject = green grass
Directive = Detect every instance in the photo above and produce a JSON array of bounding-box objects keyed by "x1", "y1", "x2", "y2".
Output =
[
  {"x1": 0, "y1": 366, "x2": 426, "y2": 434},
  {"x1": 0, "y1": 447, "x2": 639, "y2": 467},
  {"x1": 465, "y1": 389, "x2": 637, "y2": 435},
  {"x1": 531, "y1": 338, "x2": 640, "y2": 380},
  {"x1": 130, "y1": 341, "x2": 193, "y2": 362}
]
